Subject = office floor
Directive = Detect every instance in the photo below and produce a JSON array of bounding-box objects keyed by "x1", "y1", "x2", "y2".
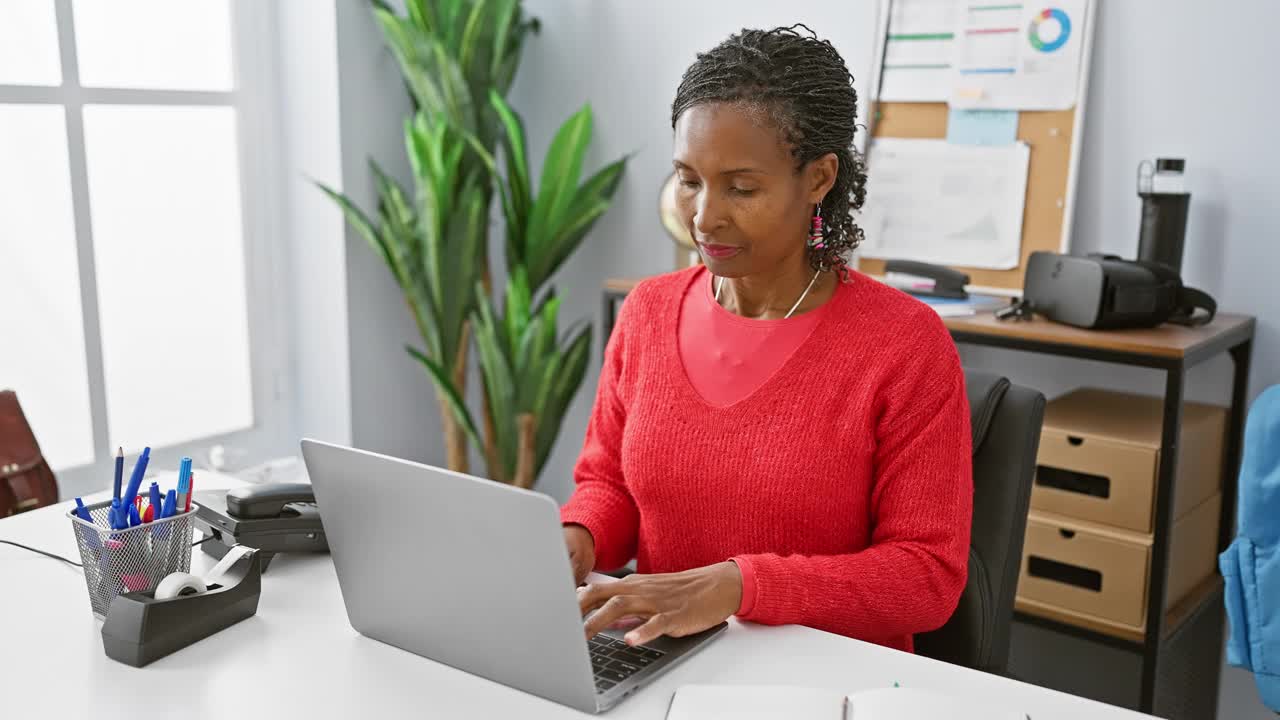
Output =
[
  {"x1": 1219, "y1": 664, "x2": 1275, "y2": 719},
  {"x1": 1010, "y1": 618, "x2": 1273, "y2": 718}
]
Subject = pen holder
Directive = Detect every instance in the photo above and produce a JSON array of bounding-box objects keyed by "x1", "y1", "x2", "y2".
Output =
[{"x1": 67, "y1": 499, "x2": 199, "y2": 619}]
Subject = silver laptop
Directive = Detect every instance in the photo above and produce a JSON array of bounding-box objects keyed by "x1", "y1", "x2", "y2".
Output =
[{"x1": 300, "y1": 439, "x2": 726, "y2": 713}]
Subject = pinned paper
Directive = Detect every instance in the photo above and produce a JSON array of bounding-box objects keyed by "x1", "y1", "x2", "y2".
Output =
[{"x1": 946, "y1": 108, "x2": 1019, "y2": 146}]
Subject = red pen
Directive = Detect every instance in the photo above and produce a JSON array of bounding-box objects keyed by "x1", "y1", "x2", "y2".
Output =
[{"x1": 185, "y1": 472, "x2": 194, "y2": 512}]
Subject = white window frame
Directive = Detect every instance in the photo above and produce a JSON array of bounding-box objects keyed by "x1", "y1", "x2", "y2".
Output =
[{"x1": 0, "y1": 0, "x2": 294, "y2": 495}]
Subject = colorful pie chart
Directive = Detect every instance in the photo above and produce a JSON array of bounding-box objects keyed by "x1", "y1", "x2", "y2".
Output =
[{"x1": 1028, "y1": 7, "x2": 1071, "y2": 53}]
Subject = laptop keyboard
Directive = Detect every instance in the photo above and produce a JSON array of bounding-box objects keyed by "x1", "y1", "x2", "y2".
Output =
[{"x1": 588, "y1": 634, "x2": 666, "y2": 693}]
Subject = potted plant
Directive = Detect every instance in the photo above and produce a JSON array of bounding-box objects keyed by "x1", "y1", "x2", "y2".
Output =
[{"x1": 320, "y1": 0, "x2": 626, "y2": 489}]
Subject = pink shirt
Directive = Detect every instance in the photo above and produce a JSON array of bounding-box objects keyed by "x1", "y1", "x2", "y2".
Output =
[{"x1": 677, "y1": 267, "x2": 836, "y2": 408}]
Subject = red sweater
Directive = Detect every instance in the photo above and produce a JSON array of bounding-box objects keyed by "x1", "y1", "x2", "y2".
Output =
[{"x1": 561, "y1": 268, "x2": 972, "y2": 652}]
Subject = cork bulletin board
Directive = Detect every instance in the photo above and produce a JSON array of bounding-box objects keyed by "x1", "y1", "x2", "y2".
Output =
[{"x1": 856, "y1": 0, "x2": 1098, "y2": 294}]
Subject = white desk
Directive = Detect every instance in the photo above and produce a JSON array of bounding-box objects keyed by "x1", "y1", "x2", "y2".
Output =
[{"x1": 0, "y1": 475, "x2": 1153, "y2": 719}]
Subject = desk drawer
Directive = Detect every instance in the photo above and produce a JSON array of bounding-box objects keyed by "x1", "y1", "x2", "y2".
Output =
[
  {"x1": 1017, "y1": 493, "x2": 1221, "y2": 638},
  {"x1": 1019, "y1": 512, "x2": 1150, "y2": 629},
  {"x1": 1030, "y1": 389, "x2": 1226, "y2": 534},
  {"x1": 1033, "y1": 431, "x2": 1156, "y2": 533}
]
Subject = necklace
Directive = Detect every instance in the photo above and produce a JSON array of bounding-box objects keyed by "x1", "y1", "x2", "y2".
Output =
[{"x1": 715, "y1": 270, "x2": 822, "y2": 320}]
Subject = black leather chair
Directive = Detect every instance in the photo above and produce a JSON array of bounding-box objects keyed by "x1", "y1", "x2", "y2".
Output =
[{"x1": 915, "y1": 370, "x2": 1046, "y2": 676}]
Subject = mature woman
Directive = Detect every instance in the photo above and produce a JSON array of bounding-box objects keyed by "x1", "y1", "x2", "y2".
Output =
[{"x1": 562, "y1": 25, "x2": 972, "y2": 655}]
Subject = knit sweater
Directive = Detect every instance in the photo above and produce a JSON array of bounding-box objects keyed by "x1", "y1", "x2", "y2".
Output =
[{"x1": 560, "y1": 267, "x2": 972, "y2": 652}]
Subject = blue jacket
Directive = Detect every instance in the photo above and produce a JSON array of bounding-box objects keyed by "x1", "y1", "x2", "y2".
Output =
[{"x1": 1221, "y1": 384, "x2": 1280, "y2": 711}]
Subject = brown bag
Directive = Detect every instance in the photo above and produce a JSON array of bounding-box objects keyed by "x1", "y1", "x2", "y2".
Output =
[{"x1": 0, "y1": 390, "x2": 59, "y2": 517}]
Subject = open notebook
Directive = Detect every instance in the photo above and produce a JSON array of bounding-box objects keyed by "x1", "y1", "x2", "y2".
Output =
[{"x1": 666, "y1": 685, "x2": 1026, "y2": 720}]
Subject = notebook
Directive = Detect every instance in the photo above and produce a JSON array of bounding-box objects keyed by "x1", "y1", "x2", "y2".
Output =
[
  {"x1": 915, "y1": 294, "x2": 1012, "y2": 318},
  {"x1": 665, "y1": 685, "x2": 1026, "y2": 720}
]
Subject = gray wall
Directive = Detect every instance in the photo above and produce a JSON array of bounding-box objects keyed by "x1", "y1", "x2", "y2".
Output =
[
  {"x1": 275, "y1": 0, "x2": 351, "y2": 448},
  {"x1": 501, "y1": 1, "x2": 1279, "y2": 718}
]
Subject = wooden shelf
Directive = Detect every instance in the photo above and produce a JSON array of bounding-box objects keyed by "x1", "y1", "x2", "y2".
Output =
[{"x1": 943, "y1": 312, "x2": 1255, "y2": 360}]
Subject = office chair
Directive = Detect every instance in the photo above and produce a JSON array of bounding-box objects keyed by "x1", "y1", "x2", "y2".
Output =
[{"x1": 915, "y1": 370, "x2": 1046, "y2": 676}]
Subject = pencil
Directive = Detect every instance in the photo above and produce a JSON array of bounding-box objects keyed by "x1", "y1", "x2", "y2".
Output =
[{"x1": 113, "y1": 447, "x2": 123, "y2": 501}]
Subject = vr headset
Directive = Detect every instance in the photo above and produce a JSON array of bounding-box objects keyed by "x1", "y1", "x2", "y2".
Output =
[{"x1": 1016, "y1": 251, "x2": 1216, "y2": 330}]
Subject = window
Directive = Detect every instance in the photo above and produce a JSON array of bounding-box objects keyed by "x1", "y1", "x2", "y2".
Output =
[{"x1": 0, "y1": 1, "x2": 288, "y2": 490}]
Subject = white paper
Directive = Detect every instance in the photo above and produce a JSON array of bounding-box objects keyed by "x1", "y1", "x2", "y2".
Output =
[
  {"x1": 880, "y1": 0, "x2": 959, "y2": 102},
  {"x1": 665, "y1": 685, "x2": 1025, "y2": 720},
  {"x1": 849, "y1": 687, "x2": 1025, "y2": 719},
  {"x1": 949, "y1": 0, "x2": 1088, "y2": 110},
  {"x1": 861, "y1": 139, "x2": 1030, "y2": 270},
  {"x1": 666, "y1": 685, "x2": 843, "y2": 720}
]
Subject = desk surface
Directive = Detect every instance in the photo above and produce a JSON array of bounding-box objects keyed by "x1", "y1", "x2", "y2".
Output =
[
  {"x1": 943, "y1": 311, "x2": 1254, "y2": 360},
  {"x1": 603, "y1": 276, "x2": 1253, "y2": 360},
  {"x1": 0, "y1": 475, "x2": 1152, "y2": 720}
]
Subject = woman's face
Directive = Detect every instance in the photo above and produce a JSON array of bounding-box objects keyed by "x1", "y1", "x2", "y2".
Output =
[{"x1": 673, "y1": 102, "x2": 835, "y2": 278}]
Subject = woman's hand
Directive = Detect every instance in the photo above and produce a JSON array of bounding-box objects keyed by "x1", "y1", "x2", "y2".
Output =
[
  {"x1": 578, "y1": 562, "x2": 743, "y2": 646},
  {"x1": 564, "y1": 524, "x2": 596, "y2": 585}
]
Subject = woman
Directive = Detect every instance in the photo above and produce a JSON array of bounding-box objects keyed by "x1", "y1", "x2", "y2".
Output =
[{"x1": 562, "y1": 25, "x2": 972, "y2": 655}]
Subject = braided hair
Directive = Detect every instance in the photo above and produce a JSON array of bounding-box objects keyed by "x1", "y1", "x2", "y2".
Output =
[{"x1": 671, "y1": 24, "x2": 867, "y2": 274}]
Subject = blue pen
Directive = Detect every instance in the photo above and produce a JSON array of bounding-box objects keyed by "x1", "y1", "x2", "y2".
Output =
[
  {"x1": 148, "y1": 482, "x2": 162, "y2": 522},
  {"x1": 128, "y1": 503, "x2": 141, "y2": 528},
  {"x1": 161, "y1": 489, "x2": 177, "y2": 519},
  {"x1": 120, "y1": 447, "x2": 150, "y2": 513},
  {"x1": 109, "y1": 498, "x2": 124, "y2": 531},
  {"x1": 73, "y1": 497, "x2": 94, "y2": 524},
  {"x1": 176, "y1": 457, "x2": 192, "y2": 512},
  {"x1": 113, "y1": 447, "x2": 123, "y2": 502},
  {"x1": 74, "y1": 498, "x2": 101, "y2": 551}
]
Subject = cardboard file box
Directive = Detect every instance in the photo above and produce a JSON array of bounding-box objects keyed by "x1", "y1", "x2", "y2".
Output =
[
  {"x1": 1032, "y1": 388, "x2": 1225, "y2": 534},
  {"x1": 1015, "y1": 493, "x2": 1221, "y2": 640}
]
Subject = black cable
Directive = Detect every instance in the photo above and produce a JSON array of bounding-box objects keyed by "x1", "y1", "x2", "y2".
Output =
[
  {"x1": 1, "y1": 535, "x2": 215, "y2": 568},
  {"x1": 0, "y1": 539, "x2": 83, "y2": 567}
]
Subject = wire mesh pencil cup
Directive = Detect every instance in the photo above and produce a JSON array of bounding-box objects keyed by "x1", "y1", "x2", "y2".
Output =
[{"x1": 67, "y1": 499, "x2": 199, "y2": 619}]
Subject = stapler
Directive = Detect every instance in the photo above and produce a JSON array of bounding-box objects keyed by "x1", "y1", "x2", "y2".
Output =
[
  {"x1": 883, "y1": 259, "x2": 970, "y2": 300},
  {"x1": 192, "y1": 482, "x2": 327, "y2": 571}
]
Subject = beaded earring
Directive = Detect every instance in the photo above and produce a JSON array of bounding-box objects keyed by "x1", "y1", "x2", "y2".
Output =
[{"x1": 807, "y1": 203, "x2": 825, "y2": 251}]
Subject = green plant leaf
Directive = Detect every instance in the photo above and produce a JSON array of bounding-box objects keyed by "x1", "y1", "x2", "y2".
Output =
[
  {"x1": 489, "y1": 91, "x2": 531, "y2": 263},
  {"x1": 316, "y1": 182, "x2": 390, "y2": 271},
  {"x1": 535, "y1": 323, "x2": 592, "y2": 473},
  {"x1": 377, "y1": 11, "x2": 447, "y2": 115},
  {"x1": 407, "y1": 345, "x2": 481, "y2": 450},
  {"x1": 438, "y1": 174, "x2": 487, "y2": 367},
  {"x1": 473, "y1": 288, "x2": 517, "y2": 478},
  {"x1": 404, "y1": 0, "x2": 435, "y2": 33},
  {"x1": 520, "y1": 292, "x2": 561, "y2": 412},
  {"x1": 503, "y1": 266, "x2": 531, "y2": 359},
  {"x1": 571, "y1": 156, "x2": 629, "y2": 214},
  {"x1": 530, "y1": 198, "x2": 609, "y2": 291},
  {"x1": 527, "y1": 105, "x2": 592, "y2": 265},
  {"x1": 450, "y1": 118, "x2": 518, "y2": 244},
  {"x1": 488, "y1": 0, "x2": 520, "y2": 89},
  {"x1": 457, "y1": 0, "x2": 488, "y2": 78}
]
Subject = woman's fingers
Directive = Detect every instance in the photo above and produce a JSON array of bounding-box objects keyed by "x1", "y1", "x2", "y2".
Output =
[
  {"x1": 583, "y1": 594, "x2": 645, "y2": 638},
  {"x1": 623, "y1": 612, "x2": 672, "y2": 646},
  {"x1": 577, "y1": 578, "x2": 626, "y2": 615}
]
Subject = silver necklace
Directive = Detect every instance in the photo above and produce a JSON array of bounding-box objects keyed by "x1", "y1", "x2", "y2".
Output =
[{"x1": 715, "y1": 270, "x2": 822, "y2": 320}]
